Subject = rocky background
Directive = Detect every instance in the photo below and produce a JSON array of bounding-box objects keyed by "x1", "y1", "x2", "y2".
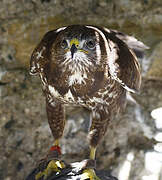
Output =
[{"x1": 0, "y1": 0, "x2": 162, "y2": 180}]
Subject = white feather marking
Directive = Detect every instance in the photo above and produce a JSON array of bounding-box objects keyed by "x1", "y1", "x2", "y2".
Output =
[
  {"x1": 99, "y1": 90, "x2": 109, "y2": 98},
  {"x1": 50, "y1": 101, "x2": 56, "y2": 107},
  {"x1": 30, "y1": 66, "x2": 36, "y2": 74},
  {"x1": 92, "y1": 97, "x2": 105, "y2": 104},
  {"x1": 69, "y1": 71, "x2": 87, "y2": 86},
  {"x1": 108, "y1": 92, "x2": 118, "y2": 98},
  {"x1": 92, "y1": 111, "x2": 100, "y2": 119},
  {"x1": 40, "y1": 73, "x2": 47, "y2": 86},
  {"x1": 35, "y1": 46, "x2": 46, "y2": 59},
  {"x1": 64, "y1": 89, "x2": 75, "y2": 101},
  {"x1": 48, "y1": 85, "x2": 60, "y2": 97},
  {"x1": 62, "y1": 51, "x2": 89, "y2": 86},
  {"x1": 121, "y1": 83, "x2": 137, "y2": 93},
  {"x1": 77, "y1": 97, "x2": 83, "y2": 103},
  {"x1": 37, "y1": 63, "x2": 40, "y2": 68},
  {"x1": 86, "y1": 26, "x2": 110, "y2": 76},
  {"x1": 64, "y1": 49, "x2": 92, "y2": 68},
  {"x1": 56, "y1": 27, "x2": 66, "y2": 33},
  {"x1": 94, "y1": 32, "x2": 101, "y2": 64},
  {"x1": 103, "y1": 27, "x2": 111, "y2": 33},
  {"x1": 107, "y1": 40, "x2": 119, "y2": 77}
]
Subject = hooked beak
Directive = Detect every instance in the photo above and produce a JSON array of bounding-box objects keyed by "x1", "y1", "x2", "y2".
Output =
[{"x1": 70, "y1": 44, "x2": 77, "y2": 59}]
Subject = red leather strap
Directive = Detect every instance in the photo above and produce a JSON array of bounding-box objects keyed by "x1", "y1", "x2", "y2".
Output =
[{"x1": 50, "y1": 145, "x2": 61, "y2": 155}]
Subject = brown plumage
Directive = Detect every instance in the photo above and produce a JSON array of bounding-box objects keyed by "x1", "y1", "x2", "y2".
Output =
[{"x1": 30, "y1": 25, "x2": 146, "y2": 179}]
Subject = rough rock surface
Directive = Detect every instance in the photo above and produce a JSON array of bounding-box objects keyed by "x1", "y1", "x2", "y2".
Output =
[
  {"x1": 146, "y1": 41, "x2": 162, "y2": 79},
  {"x1": 0, "y1": 1, "x2": 162, "y2": 180}
]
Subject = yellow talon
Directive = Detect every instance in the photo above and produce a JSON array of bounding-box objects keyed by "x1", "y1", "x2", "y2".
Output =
[
  {"x1": 81, "y1": 168, "x2": 100, "y2": 180},
  {"x1": 35, "y1": 171, "x2": 44, "y2": 180},
  {"x1": 35, "y1": 160, "x2": 65, "y2": 180}
]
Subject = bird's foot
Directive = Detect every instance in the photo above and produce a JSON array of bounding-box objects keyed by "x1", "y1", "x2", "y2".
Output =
[
  {"x1": 35, "y1": 159, "x2": 65, "y2": 180},
  {"x1": 81, "y1": 168, "x2": 100, "y2": 180},
  {"x1": 71, "y1": 159, "x2": 100, "y2": 179},
  {"x1": 35, "y1": 145, "x2": 66, "y2": 180}
]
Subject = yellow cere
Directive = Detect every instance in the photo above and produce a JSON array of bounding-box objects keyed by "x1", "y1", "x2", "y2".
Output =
[
  {"x1": 70, "y1": 38, "x2": 79, "y2": 47},
  {"x1": 69, "y1": 38, "x2": 88, "y2": 54}
]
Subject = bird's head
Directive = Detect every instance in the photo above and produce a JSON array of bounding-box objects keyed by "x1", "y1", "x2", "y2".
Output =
[{"x1": 51, "y1": 25, "x2": 105, "y2": 72}]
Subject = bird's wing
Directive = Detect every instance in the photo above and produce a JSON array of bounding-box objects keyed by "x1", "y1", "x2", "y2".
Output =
[
  {"x1": 109, "y1": 29, "x2": 149, "y2": 58},
  {"x1": 99, "y1": 27, "x2": 143, "y2": 93},
  {"x1": 30, "y1": 27, "x2": 66, "y2": 75}
]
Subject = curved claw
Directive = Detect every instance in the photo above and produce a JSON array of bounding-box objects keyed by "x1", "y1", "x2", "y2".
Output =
[
  {"x1": 81, "y1": 168, "x2": 101, "y2": 180},
  {"x1": 35, "y1": 160, "x2": 65, "y2": 180}
]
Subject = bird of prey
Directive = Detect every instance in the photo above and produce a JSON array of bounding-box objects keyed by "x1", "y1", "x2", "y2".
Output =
[{"x1": 30, "y1": 25, "x2": 147, "y2": 180}]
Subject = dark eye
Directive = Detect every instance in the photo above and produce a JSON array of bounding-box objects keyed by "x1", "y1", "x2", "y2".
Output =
[
  {"x1": 61, "y1": 40, "x2": 68, "y2": 49},
  {"x1": 86, "y1": 39, "x2": 96, "y2": 49}
]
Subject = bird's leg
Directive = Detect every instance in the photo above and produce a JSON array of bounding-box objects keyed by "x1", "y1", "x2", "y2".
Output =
[
  {"x1": 35, "y1": 100, "x2": 66, "y2": 180},
  {"x1": 80, "y1": 146, "x2": 100, "y2": 180},
  {"x1": 90, "y1": 146, "x2": 96, "y2": 160},
  {"x1": 81, "y1": 106, "x2": 110, "y2": 180}
]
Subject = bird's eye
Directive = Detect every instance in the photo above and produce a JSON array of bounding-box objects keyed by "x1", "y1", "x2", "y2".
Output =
[
  {"x1": 85, "y1": 39, "x2": 96, "y2": 49},
  {"x1": 61, "y1": 40, "x2": 68, "y2": 49}
]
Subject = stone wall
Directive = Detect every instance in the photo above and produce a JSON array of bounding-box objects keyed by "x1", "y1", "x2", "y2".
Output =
[{"x1": 0, "y1": 0, "x2": 162, "y2": 180}]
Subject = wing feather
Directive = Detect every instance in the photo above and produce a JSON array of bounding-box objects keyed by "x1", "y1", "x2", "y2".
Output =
[
  {"x1": 98, "y1": 27, "x2": 143, "y2": 93},
  {"x1": 30, "y1": 27, "x2": 66, "y2": 75}
]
